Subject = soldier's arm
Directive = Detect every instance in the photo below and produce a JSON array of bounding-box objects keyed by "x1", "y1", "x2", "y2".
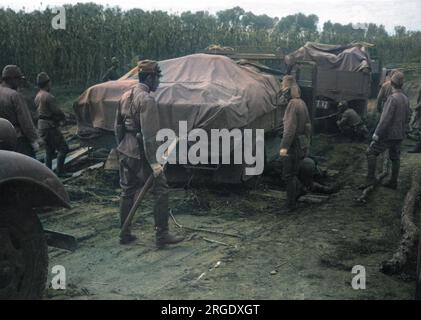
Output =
[
  {"x1": 280, "y1": 102, "x2": 297, "y2": 150},
  {"x1": 375, "y1": 96, "x2": 395, "y2": 139},
  {"x1": 13, "y1": 92, "x2": 38, "y2": 143},
  {"x1": 139, "y1": 96, "x2": 161, "y2": 166},
  {"x1": 336, "y1": 111, "x2": 349, "y2": 127}
]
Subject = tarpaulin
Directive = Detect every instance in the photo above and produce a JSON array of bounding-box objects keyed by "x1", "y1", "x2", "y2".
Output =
[
  {"x1": 74, "y1": 53, "x2": 281, "y2": 137},
  {"x1": 285, "y1": 42, "x2": 371, "y2": 72}
]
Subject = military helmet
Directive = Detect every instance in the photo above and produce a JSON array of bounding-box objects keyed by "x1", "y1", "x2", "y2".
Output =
[
  {"x1": 1, "y1": 65, "x2": 24, "y2": 80},
  {"x1": 299, "y1": 157, "x2": 316, "y2": 178},
  {"x1": 0, "y1": 118, "x2": 17, "y2": 151},
  {"x1": 390, "y1": 71, "x2": 404, "y2": 88},
  {"x1": 111, "y1": 57, "x2": 119, "y2": 65},
  {"x1": 36, "y1": 72, "x2": 50, "y2": 86}
]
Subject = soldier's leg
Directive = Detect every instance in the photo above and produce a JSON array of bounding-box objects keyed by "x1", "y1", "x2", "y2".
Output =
[
  {"x1": 41, "y1": 130, "x2": 54, "y2": 169},
  {"x1": 282, "y1": 147, "x2": 300, "y2": 211},
  {"x1": 118, "y1": 156, "x2": 141, "y2": 244},
  {"x1": 365, "y1": 140, "x2": 387, "y2": 187},
  {"x1": 384, "y1": 141, "x2": 401, "y2": 189},
  {"x1": 54, "y1": 128, "x2": 70, "y2": 177},
  {"x1": 145, "y1": 161, "x2": 183, "y2": 248}
]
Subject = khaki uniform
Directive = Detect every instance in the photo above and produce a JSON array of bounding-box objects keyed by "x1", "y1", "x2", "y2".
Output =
[
  {"x1": 280, "y1": 97, "x2": 312, "y2": 208},
  {"x1": 35, "y1": 90, "x2": 69, "y2": 170},
  {"x1": 367, "y1": 88, "x2": 410, "y2": 186},
  {"x1": 337, "y1": 108, "x2": 369, "y2": 140},
  {"x1": 115, "y1": 83, "x2": 167, "y2": 238},
  {"x1": 0, "y1": 83, "x2": 38, "y2": 157}
]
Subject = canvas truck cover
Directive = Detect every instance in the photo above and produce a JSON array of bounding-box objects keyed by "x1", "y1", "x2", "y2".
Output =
[
  {"x1": 285, "y1": 42, "x2": 371, "y2": 72},
  {"x1": 74, "y1": 53, "x2": 280, "y2": 138}
]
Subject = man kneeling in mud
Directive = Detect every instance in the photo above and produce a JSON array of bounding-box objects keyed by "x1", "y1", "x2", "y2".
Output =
[{"x1": 114, "y1": 60, "x2": 184, "y2": 247}]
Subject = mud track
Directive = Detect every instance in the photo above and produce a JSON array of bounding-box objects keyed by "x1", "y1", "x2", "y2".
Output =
[{"x1": 41, "y1": 134, "x2": 419, "y2": 300}]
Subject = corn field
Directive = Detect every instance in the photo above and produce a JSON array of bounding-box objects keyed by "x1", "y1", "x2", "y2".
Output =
[{"x1": 0, "y1": 4, "x2": 420, "y2": 86}]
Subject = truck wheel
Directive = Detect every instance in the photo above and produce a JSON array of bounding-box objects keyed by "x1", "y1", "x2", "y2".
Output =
[{"x1": 0, "y1": 206, "x2": 48, "y2": 299}]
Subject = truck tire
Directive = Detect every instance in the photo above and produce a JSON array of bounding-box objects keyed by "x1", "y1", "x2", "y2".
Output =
[{"x1": 0, "y1": 206, "x2": 48, "y2": 300}]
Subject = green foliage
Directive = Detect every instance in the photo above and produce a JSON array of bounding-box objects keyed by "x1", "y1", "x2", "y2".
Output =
[{"x1": 1, "y1": 4, "x2": 420, "y2": 85}]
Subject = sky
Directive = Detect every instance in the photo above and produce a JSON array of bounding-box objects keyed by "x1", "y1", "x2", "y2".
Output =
[{"x1": 3, "y1": 0, "x2": 421, "y2": 33}]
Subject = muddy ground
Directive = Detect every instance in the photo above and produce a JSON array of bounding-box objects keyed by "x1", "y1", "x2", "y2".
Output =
[
  {"x1": 36, "y1": 82, "x2": 421, "y2": 300},
  {"x1": 39, "y1": 127, "x2": 419, "y2": 300}
]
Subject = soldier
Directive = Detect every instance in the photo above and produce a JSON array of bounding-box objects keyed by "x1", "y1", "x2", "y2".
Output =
[
  {"x1": 115, "y1": 60, "x2": 184, "y2": 247},
  {"x1": 376, "y1": 69, "x2": 397, "y2": 114},
  {"x1": 34, "y1": 72, "x2": 71, "y2": 177},
  {"x1": 408, "y1": 88, "x2": 421, "y2": 153},
  {"x1": 102, "y1": 57, "x2": 120, "y2": 82},
  {"x1": 0, "y1": 65, "x2": 39, "y2": 157},
  {"x1": 279, "y1": 75, "x2": 312, "y2": 212},
  {"x1": 366, "y1": 71, "x2": 410, "y2": 189},
  {"x1": 336, "y1": 101, "x2": 369, "y2": 141},
  {"x1": 298, "y1": 157, "x2": 337, "y2": 195}
]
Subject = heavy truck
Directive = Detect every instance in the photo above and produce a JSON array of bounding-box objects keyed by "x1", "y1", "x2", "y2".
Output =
[{"x1": 73, "y1": 42, "x2": 378, "y2": 184}]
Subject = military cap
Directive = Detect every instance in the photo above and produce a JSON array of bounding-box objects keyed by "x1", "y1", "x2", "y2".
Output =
[
  {"x1": 137, "y1": 60, "x2": 160, "y2": 74},
  {"x1": 390, "y1": 71, "x2": 404, "y2": 88},
  {"x1": 2, "y1": 65, "x2": 24, "y2": 80},
  {"x1": 36, "y1": 72, "x2": 50, "y2": 86}
]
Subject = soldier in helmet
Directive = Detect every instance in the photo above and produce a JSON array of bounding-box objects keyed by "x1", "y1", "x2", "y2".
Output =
[
  {"x1": 336, "y1": 101, "x2": 369, "y2": 141},
  {"x1": 365, "y1": 71, "x2": 410, "y2": 189},
  {"x1": 102, "y1": 57, "x2": 120, "y2": 82},
  {"x1": 34, "y1": 72, "x2": 70, "y2": 177},
  {"x1": 114, "y1": 60, "x2": 184, "y2": 247},
  {"x1": 298, "y1": 157, "x2": 337, "y2": 195},
  {"x1": 279, "y1": 75, "x2": 312, "y2": 212},
  {"x1": 0, "y1": 65, "x2": 39, "y2": 157},
  {"x1": 0, "y1": 118, "x2": 17, "y2": 151}
]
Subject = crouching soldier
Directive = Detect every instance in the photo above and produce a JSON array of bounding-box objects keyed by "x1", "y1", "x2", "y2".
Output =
[
  {"x1": 336, "y1": 101, "x2": 369, "y2": 141},
  {"x1": 298, "y1": 157, "x2": 337, "y2": 195},
  {"x1": 115, "y1": 60, "x2": 184, "y2": 247},
  {"x1": 35, "y1": 72, "x2": 70, "y2": 177},
  {"x1": 279, "y1": 75, "x2": 312, "y2": 212},
  {"x1": 365, "y1": 71, "x2": 410, "y2": 189}
]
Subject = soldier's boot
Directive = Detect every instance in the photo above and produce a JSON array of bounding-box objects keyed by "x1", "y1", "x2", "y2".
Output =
[
  {"x1": 154, "y1": 211, "x2": 184, "y2": 249},
  {"x1": 408, "y1": 142, "x2": 421, "y2": 154},
  {"x1": 363, "y1": 156, "x2": 378, "y2": 188},
  {"x1": 119, "y1": 197, "x2": 137, "y2": 245},
  {"x1": 383, "y1": 160, "x2": 400, "y2": 190},
  {"x1": 56, "y1": 153, "x2": 72, "y2": 178}
]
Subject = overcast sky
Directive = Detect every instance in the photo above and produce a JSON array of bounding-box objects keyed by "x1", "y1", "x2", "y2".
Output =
[{"x1": 3, "y1": 0, "x2": 421, "y2": 33}]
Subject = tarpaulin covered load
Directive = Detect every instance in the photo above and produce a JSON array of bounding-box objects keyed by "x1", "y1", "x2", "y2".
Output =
[
  {"x1": 285, "y1": 42, "x2": 371, "y2": 72},
  {"x1": 74, "y1": 53, "x2": 280, "y2": 138}
]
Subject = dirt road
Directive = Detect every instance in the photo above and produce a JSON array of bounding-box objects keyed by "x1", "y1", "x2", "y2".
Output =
[{"x1": 39, "y1": 132, "x2": 419, "y2": 300}]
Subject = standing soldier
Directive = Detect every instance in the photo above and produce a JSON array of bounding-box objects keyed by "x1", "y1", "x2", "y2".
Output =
[
  {"x1": 279, "y1": 75, "x2": 312, "y2": 212},
  {"x1": 408, "y1": 88, "x2": 421, "y2": 153},
  {"x1": 365, "y1": 71, "x2": 410, "y2": 189},
  {"x1": 376, "y1": 69, "x2": 397, "y2": 114},
  {"x1": 102, "y1": 57, "x2": 120, "y2": 82},
  {"x1": 0, "y1": 65, "x2": 39, "y2": 157},
  {"x1": 336, "y1": 101, "x2": 369, "y2": 141},
  {"x1": 34, "y1": 72, "x2": 70, "y2": 177},
  {"x1": 114, "y1": 60, "x2": 184, "y2": 247}
]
